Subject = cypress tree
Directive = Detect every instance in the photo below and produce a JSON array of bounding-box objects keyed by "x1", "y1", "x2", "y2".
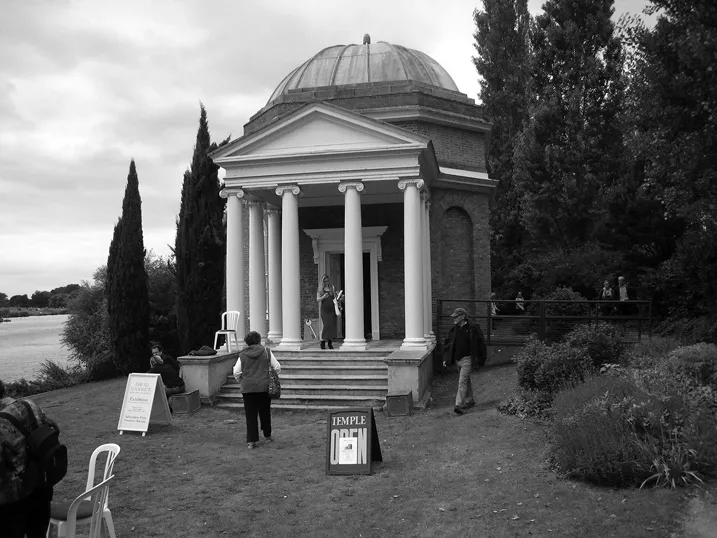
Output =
[
  {"x1": 175, "y1": 104, "x2": 226, "y2": 353},
  {"x1": 473, "y1": 0, "x2": 531, "y2": 286},
  {"x1": 106, "y1": 160, "x2": 151, "y2": 374}
]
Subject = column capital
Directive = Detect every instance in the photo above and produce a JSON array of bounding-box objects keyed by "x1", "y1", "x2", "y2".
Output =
[
  {"x1": 219, "y1": 188, "x2": 245, "y2": 199},
  {"x1": 275, "y1": 185, "x2": 300, "y2": 197},
  {"x1": 398, "y1": 179, "x2": 424, "y2": 191},
  {"x1": 338, "y1": 181, "x2": 364, "y2": 193},
  {"x1": 265, "y1": 207, "x2": 281, "y2": 216}
]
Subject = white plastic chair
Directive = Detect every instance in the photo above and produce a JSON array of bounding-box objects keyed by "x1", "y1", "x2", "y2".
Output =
[
  {"x1": 51, "y1": 475, "x2": 115, "y2": 538},
  {"x1": 47, "y1": 443, "x2": 120, "y2": 538},
  {"x1": 213, "y1": 311, "x2": 241, "y2": 352}
]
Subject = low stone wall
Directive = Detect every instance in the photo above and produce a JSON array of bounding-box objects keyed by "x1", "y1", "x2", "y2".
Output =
[
  {"x1": 178, "y1": 351, "x2": 239, "y2": 404},
  {"x1": 384, "y1": 343, "x2": 436, "y2": 408}
]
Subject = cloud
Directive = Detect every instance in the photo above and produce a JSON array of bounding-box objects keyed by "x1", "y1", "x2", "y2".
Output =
[{"x1": 0, "y1": 0, "x2": 652, "y2": 297}]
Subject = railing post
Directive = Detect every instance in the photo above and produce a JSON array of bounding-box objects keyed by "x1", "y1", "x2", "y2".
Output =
[{"x1": 538, "y1": 302, "x2": 546, "y2": 341}]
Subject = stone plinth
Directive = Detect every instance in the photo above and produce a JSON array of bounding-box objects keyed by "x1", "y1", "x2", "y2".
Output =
[
  {"x1": 384, "y1": 343, "x2": 435, "y2": 409},
  {"x1": 178, "y1": 351, "x2": 239, "y2": 404}
]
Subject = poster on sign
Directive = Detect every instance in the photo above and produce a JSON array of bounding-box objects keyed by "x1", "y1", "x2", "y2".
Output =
[
  {"x1": 117, "y1": 373, "x2": 172, "y2": 436},
  {"x1": 325, "y1": 408, "x2": 382, "y2": 475}
]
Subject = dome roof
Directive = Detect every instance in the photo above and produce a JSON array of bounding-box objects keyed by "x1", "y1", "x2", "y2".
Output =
[{"x1": 267, "y1": 36, "x2": 460, "y2": 104}]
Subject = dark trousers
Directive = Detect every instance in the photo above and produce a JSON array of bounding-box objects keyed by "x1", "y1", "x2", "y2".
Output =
[
  {"x1": 0, "y1": 487, "x2": 53, "y2": 538},
  {"x1": 242, "y1": 392, "x2": 272, "y2": 443}
]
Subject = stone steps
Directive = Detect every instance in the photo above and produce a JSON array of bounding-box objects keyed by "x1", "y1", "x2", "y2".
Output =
[{"x1": 215, "y1": 352, "x2": 389, "y2": 410}]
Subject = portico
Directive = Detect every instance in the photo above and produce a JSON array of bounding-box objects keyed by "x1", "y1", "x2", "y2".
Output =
[{"x1": 213, "y1": 102, "x2": 437, "y2": 352}]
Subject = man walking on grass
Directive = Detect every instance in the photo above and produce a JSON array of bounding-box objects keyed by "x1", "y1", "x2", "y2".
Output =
[{"x1": 442, "y1": 308, "x2": 487, "y2": 415}]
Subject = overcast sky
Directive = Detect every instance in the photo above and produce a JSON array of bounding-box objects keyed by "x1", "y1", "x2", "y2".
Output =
[{"x1": 0, "y1": 0, "x2": 653, "y2": 298}]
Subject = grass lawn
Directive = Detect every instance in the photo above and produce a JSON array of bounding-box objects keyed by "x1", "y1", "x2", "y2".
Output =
[{"x1": 33, "y1": 364, "x2": 702, "y2": 537}]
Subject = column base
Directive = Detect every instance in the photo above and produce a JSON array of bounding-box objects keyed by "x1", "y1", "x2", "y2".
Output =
[
  {"x1": 276, "y1": 338, "x2": 305, "y2": 351},
  {"x1": 400, "y1": 337, "x2": 428, "y2": 350},
  {"x1": 266, "y1": 332, "x2": 283, "y2": 344},
  {"x1": 340, "y1": 338, "x2": 367, "y2": 351}
]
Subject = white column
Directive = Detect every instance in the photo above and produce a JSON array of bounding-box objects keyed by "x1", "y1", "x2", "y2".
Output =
[
  {"x1": 425, "y1": 200, "x2": 435, "y2": 341},
  {"x1": 248, "y1": 201, "x2": 267, "y2": 338},
  {"x1": 399, "y1": 179, "x2": 426, "y2": 349},
  {"x1": 421, "y1": 194, "x2": 431, "y2": 340},
  {"x1": 339, "y1": 182, "x2": 366, "y2": 349},
  {"x1": 220, "y1": 189, "x2": 245, "y2": 316},
  {"x1": 266, "y1": 207, "x2": 283, "y2": 343},
  {"x1": 276, "y1": 185, "x2": 303, "y2": 349}
]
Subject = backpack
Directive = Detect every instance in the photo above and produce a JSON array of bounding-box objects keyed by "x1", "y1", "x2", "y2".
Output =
[{"x1": 0, "y1": 400, "x2": 68, "y2": 488}]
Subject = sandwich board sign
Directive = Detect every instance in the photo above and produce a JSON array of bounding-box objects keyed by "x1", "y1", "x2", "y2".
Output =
[
  {"x1": 117, "y1": 373, "x2": 172, "y2": 436},
  {"x1": 326, "y1": 408, "x2": 382, "y2": 475}
]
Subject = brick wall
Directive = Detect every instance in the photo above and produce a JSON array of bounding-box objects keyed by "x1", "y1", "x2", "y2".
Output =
[
  {"x1": 431, "y1": 188, "x2": 492, "y2": 335},
  {"x1": 390, "y1": 121, "x2": 486, "y2": 172}
]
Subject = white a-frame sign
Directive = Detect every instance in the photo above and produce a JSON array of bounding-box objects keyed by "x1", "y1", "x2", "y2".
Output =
[{"x1": 117, "y1": 373, "x2": 172, "y2": 436}]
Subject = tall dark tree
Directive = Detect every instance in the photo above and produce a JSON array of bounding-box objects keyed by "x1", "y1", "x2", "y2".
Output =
[
  {"x1": 513, "y1": 0, "x2": 625, "y2": 249},
  {"x1": 473, "y1": 0, "x2": 531, "y2": 288},
  {"x1": 621, "y1": 0, "x2": 717, "y2": 316},
  {"x1": 175, "y1": 105, "x2": 226, "y2": 353},
  {"x1": 106, "y1": 160, "x2": 151, "y2": 374}
]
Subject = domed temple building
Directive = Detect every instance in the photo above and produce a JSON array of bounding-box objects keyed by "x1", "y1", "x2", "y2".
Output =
[{"x1": 188, "y1": 36, "x2": 496, "y2": 409}]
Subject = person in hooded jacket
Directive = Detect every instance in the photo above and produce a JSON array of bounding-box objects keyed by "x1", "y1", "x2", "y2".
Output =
[{"x1": 232, "y1": 331, "x2": 281, "y2": 449}]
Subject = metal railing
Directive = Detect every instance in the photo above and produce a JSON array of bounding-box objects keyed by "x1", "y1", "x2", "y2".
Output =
[{"x1": 436, "y1": 299, "x2": 652, "y2": 348}]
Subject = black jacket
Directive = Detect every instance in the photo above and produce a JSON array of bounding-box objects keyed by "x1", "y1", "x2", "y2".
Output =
[{"x1": 443, "y1": 320, "x2": 487, "y2": 368}]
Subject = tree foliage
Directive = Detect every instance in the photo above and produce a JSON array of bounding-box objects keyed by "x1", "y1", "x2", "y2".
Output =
[
  {"x1": 475, "y1": 0, "x2": 716, "y2": 331},
  {"x1": 174, "y1": 104, "x2": 226, "y2": 353},
  {"x1": 106, "y1": 160, "x2": 151, "y2": 374},
  {"x1": 146, "y1": 251, "x2": 180, "y2": 358},
  {"x1": 514, "y1": 0, "x2": 624, "y2": 248},
  {"x1": 61, "y1": 280, "x2": 116, "y2": 380},
  {"x1": 473, "y1": 0, "x2": 531, "y2": 284}
]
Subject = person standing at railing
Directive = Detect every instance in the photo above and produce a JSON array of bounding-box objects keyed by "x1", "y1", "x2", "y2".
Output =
[
  {"x1": 515, "y1": 292, "x2": 525, "y2": 314},
  {"x1": 599, "y1": 279, "x2": 614, "y2": 317},
  {"x1": 442, "y1": 308, "x2": 487, "y2": 416},
  {"x1": 617, "y1": 276, "x2": 632, "y2": 316}
]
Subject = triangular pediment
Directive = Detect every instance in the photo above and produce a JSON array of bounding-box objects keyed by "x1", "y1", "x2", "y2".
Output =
[{"x1": 212, "y1": 102, "x2": 430, "y2": 162}]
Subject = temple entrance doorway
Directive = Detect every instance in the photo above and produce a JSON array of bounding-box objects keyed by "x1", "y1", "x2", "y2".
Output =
[{"x1": 326, "y1": 252, "x2": 372, "y2": 340}]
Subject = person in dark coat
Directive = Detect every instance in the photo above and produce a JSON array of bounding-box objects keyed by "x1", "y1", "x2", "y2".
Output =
[
  {"x1": 442, "y1": 308, "x2": 487, "y2": 415},
  {"x1": 151, "y1": 343, "x2": 180, "y2": 374},
  {"x1": 0, "y1": 379, "x2": 58, "y2": 538},
  {"x1": 148, "y1": 356, "x2": 185, "y2": 396},
  {"x1": 232, "y1": 331, "x2": 282, "y2": 449}
]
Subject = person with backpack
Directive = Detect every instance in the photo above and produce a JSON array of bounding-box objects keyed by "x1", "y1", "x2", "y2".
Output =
[
  {"x1": 442, "y1": 308, "x2": 487, "y2": 415},
  {"x1": 0, "y1": 378, "x2": 67, "y2": 538}
]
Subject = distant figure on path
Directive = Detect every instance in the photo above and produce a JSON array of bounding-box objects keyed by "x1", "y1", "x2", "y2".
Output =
[
  {"x1": 233, "y1": 331, "x2": 281, "y2": 449},
  {"x1": 0, "y1": 379, "x2": 60, "y2": 538},
  {"x1": 515, "y1": 292, "x2": 525, "y2": 314},
  {"x1": 599, "y1": 279, "x2": 614, "y2": 316},
  {"x1": 442, "y1": 308, "x2": 487, "y2": 416},
  {"x1": 316, "y1": 274, "x2": 338, "y2": 349}
]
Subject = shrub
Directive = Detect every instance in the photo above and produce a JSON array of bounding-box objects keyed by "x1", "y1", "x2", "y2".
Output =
[
  {"x1": 4, "y1": 360, "x2": 89, "y2": 398},
  {"x1": 515, "y1": 336, "x2": 593, "y2": 394},
  {"x1": 498, "y1": 388, "x2": 554, "y2": 420},
  {"x1": 564, "y1": 322, "x2": 627, "y2": 367},
  {"x1": 655, "y1": 316, "x2": 717, "y2": 345},
  {"x1": 667, "y1": 343, "x2": 717, "y2": 387},
  {"x1": 61, "y1": 283, "x2": 117, "y2": 380},
  {"x1": 549, "y1": 374, "x2": 701, "y2": 487},
  {"x1": 624, "y1": 337, "x2": 681, "y2": 369}
]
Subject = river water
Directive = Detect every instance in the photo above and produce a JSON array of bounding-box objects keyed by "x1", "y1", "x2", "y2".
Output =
[{"x1": 0, "y1": 314, "x2": 72, "y2": 382}]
